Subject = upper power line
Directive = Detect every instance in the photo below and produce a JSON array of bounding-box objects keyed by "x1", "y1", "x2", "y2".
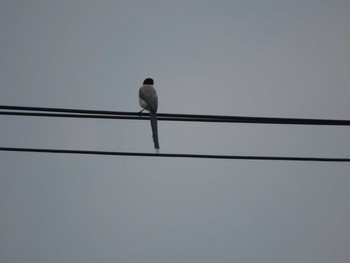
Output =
[{"x1": 1, "y1": 105, "x2": 350, "y2": 125}]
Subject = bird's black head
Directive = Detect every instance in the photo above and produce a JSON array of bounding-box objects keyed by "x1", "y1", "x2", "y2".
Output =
[{"x1": 143, "y1": 78, "x2": 154, "y2": 85}]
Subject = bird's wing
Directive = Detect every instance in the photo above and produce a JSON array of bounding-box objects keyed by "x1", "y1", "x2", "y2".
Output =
[{"x1": 139, "y1": 85, "x2": 158, "y2": 111}]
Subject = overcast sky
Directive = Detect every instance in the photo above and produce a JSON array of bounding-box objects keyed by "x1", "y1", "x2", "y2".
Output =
[{"x1": 1, "y1": 1, "x2": 350, "y2": 262}]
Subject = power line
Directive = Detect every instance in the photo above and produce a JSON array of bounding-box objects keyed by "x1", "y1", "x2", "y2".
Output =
[
  {"x1": 2, "y1": 105, "x2": 348, "y2": 162},
  {"x1": 0, "y1": 105, "x2": 133, "y2": 116},
  {"x1": 0, "y1": 147, "x2": 349, "y2": 162},
  {"x1": 1, "y1": 104, "x2": 350, "y2": 125},
  {"x1": 0, "y1": 111, "x2": 140, "y2": 120}
]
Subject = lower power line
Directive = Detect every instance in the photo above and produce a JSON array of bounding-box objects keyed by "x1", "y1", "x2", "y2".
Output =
[{"x1": 0, "y1": 147, "x2": 349, "y2": 162}]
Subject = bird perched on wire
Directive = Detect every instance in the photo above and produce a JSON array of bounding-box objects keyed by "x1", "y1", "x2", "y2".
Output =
[{"x1": 139, "y1": 78, "x2": 159, "y2": 149}]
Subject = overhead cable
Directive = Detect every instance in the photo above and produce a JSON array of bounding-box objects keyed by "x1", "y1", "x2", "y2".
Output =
[
  {"x1": 1, "y1": 105, "x2": 350, "y2": 125},
  {"x1": 0, "y1": 147, "x2": 349, "y2": 162}
]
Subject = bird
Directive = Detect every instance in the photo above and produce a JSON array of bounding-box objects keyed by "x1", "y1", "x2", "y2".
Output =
[{"x1": 139, "y1": 78, "x2": 159, "y2": 149}]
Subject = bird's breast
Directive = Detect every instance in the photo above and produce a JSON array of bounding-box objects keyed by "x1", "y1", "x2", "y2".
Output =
[{"x1": 139, "y1": 98, "x2": 149, "y2": 110}]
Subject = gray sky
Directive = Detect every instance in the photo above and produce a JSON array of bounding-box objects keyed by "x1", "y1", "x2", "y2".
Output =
[{"x1": 1, "y1": 1, "x2": 350, "y2": 262}]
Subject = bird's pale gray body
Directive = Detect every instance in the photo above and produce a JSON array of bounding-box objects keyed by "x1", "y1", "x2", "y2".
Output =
[
  {"x1": 139, "y1": 79, "x2": 159, "y2": 149},
  {"x1": 139, "y1": 85, "x2": 158, "y2": 111}
]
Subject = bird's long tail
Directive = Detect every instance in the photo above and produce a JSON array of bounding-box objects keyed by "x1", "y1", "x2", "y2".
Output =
[{"x1": 150, "y1": 109, "x2": 159, "y2": 149}]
